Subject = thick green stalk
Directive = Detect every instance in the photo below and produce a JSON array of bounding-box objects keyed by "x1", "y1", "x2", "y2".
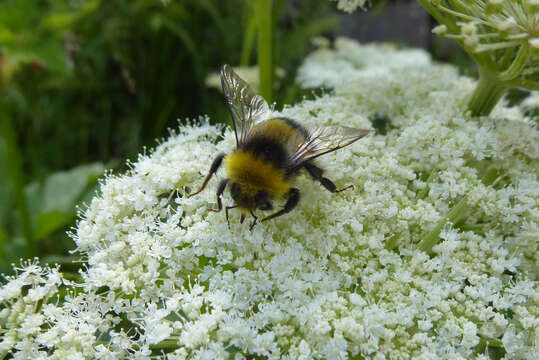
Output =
[
  {"x1": 255, "y1": 0, "x2": 273, "y2": 103},
  {"x1": 468, "y1": 70, "x2": 507, "y2": 117},
  {"x1": 0, "y1": 104, "x2": 35, "y2": 257},
  {"x1": 499, "y1": 44, "x2": 530, "y2": 82},
  {"x1": 417, "y1": 1, "x2": 509, "y2": 117}
]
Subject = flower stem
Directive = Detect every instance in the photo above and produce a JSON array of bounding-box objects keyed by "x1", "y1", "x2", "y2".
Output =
[
  {"x1": 418, "y1": 171, "x2": 503, "y2": 253},
  {"x1": 240, "y1": 13, "x2": 257, "y2": 66},
  {"x1": 468, "y1": 70, "x2": 507, "y2": 117},
  {"x1": 255, "y1": 0, "x2": 273, "y2": 103},
  {"x1": 499, "y1": 43, "x2": 530, "y2": 82},
  {"x1": 417, "y1": 196, "x2": 469, "y2": 253},
  {"x1": 149, "y1": 339, "x2": 180, "y2": 350}
]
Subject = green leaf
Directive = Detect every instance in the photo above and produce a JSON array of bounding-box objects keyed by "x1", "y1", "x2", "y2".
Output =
[
  {"x1": 24, "y1": 181, "x2": 43, "y2": 233},
  {"x1": 4, "y1": 40, "x2": 69, "y2": 75},
  {"x1": 41, "y1": 12, "x2": 77, "y2": 30},
  {"x1": 0, "y1": 133, "x2": 12, "y2": 229},
  {"x1": 35, "y1": 210, "x2": 74, "y2": 240},
  {"x1": 42, "y1": 162, "x2": 105, "y2": 214},
  {"x1": 0, "y1": 228, "x2": 7, "y2": 259}
]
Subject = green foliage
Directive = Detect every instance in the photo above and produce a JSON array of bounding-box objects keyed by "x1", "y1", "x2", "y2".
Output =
[
  {"x1": 0, "y1": 0, "x2": 338, "y2": 270},
  {"x1": 28, "y1": 162, "x2": 105, "y2": 238},
  {"x1": 0, "y1": 154, "x2": 104, "y2": 273}
]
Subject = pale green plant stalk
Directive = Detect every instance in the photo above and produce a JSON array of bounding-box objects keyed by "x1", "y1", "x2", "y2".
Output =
[
  {"x1": 417, "y1": 171, "x2": 504, "y2": 253},
  {"x1": 240, "y1": 14, "x2": 257, "y2": 67},
  {"x1": 255, "y1": 0, "x2": 273, "y2": 102},
  {"x1": 418, "y1": 0, "x2": 539, "y2": 116}
]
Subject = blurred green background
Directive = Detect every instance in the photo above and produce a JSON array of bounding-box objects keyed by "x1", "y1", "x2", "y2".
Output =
[{"x1": 0, "y1": 0, "x2": 478, "y2": 274}]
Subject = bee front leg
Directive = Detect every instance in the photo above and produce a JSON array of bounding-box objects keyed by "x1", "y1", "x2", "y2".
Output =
[
  {"x1": 225, "y1": 205, "x2": 237, "y2": 229},
  {"x1": 188, "y1": 153, "x2": 226, "y2": 198},
  {"x1": 249, "y1": 210, "x2": 258, "y2": 231},
  {"x1": 208, "y1": 179, "x2": 228, "y2": 213},
  {"x1": 262, "y1": 188, "x2": 300, "y2": 222},
  {"x1": 304, "y1": 163, "x2": 353, "y2": 193}
]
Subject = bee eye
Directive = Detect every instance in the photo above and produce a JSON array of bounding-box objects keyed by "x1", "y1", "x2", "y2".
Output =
[{"x1": 255, "y1": 191, "x2": 272, "y2": 210}]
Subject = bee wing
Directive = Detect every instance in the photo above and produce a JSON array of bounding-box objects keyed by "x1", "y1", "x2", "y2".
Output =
[
  {"x1": 288, "y1": 126, "x2": 371, "y2": 167},
  {"x1": 220, "y1": 64, "x2": 271, "y2": 146}
]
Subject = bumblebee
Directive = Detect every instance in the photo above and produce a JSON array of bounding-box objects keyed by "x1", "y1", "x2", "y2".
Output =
[{"x1": 189, "y1": 65, "x2": 370, "y2": 229}]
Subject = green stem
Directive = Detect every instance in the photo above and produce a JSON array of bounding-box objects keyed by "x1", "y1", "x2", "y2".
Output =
[
  {"x1": 417, "y1": 196, "x2": 469, "y2": 253},
  {"x1": 149, "y1": 339, "x2": 180, "y2": 350},
  {"x1": 416, "y1": 0, "x2": 456, "y2": 33},
  {"x1": 255, "y1": 0, "x2": 273, "y2": 103},
  {"x1": 417, "y1": 171, "x2": 503, "y2": 253},
  {"x1": 240, "y1": 15, "x2": 257, "y2": 66},
  {"x1": 417, "y1": 170, "x2": 438, "y2": 200},
  {"x1": 385, "y1": 234, "x2": 399, "y2": 250},
  {"x1": 0, "y1": 103, "x2": 35, "y2": 257},
  {"x1": 499, "y1": 43, "x2": 530, "y2": 81},
  {"x1": 468, "y1": 70, "x2": 507, "y2": 117}
]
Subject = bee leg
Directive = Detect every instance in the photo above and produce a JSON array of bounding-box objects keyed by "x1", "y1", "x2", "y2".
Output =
[
  {"x1": 208, "y1": 179, "x2": 228, "y2": 212},
  {"x1": 225, "y1": 205, "x2": 237, "y2": 229},
  {"x1": 304, "y1": 163, "x2": 354, "y2": 193},
  {"x1": 188, "y1": 153, "x2": 226, "y2": 198},
  {"x1": 240, "y1": 213, "x2": 246, "y2": 224},
  {"x1": 262, "y1": 188, "x2": 300, "y2": 222},
  {"x1": 249, "y1": 210, "x2": 258, "y2": 231}
]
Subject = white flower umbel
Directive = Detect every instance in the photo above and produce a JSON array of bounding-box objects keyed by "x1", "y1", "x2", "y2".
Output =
[
  {"x1": 2, "y1": 39, "x2": 538, "y2": 359},
  {"x1": 0, "y1": 261, "x2": 129, "y2": 359},
  {"x1": 329, "y1": 0, "x2": 368, "y2": 13}
]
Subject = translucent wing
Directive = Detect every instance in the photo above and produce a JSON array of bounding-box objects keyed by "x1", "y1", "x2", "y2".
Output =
[
  {"x1": 220, "y1": 64, "x2": 271, "y2": 146},
  {"x1": 288, "y1": 126, "x2": 371, "y2": 167}
]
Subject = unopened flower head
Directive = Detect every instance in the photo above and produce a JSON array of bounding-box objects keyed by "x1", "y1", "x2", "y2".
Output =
[{"x1": 424, "y1": 0, "x2": 539, "y2": 88}]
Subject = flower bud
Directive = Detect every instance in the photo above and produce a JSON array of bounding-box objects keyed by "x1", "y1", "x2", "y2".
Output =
[
  {"x1": 432, "y1": 24, "x2": 447, "y2": 36},
  {"x1": 461, "y1": 22, "x2": 477, "y2": 36},
  {"x1": 464, "y1": 35, "x2": 479, "y2": 49},
  {"x1": 496, "y1": 17, "x2": 518, "y2": 32},
  {"x1": 486, "y1": 0, "x2": 502, "y2": 14}
]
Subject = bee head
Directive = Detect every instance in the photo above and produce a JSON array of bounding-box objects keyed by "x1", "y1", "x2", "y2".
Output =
[{"x1": 230, "y1": 182, "x2": 273, "y2": 211}]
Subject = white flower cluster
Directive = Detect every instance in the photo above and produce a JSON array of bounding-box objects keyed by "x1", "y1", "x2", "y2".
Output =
[
  {"x1": 1, "y1": 38, "x2": 538, "y2": 359},
  {"x1": 328, "y1": 0, "x2": 368, "y2": 13},
  {"x1": 1, "y1": 260, "x2": 64, "y2": 359},
  {"x1": 521, "y1": 91, "x2": 539, "y2": 112}
]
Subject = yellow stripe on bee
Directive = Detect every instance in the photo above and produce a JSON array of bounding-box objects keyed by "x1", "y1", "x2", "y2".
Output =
[
  {"x1": 255, "y1": 119, "x2": 297, "y2": 141},
  {"x1": 225, "y1": 150, "x2": 290, "y2": 199}
]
